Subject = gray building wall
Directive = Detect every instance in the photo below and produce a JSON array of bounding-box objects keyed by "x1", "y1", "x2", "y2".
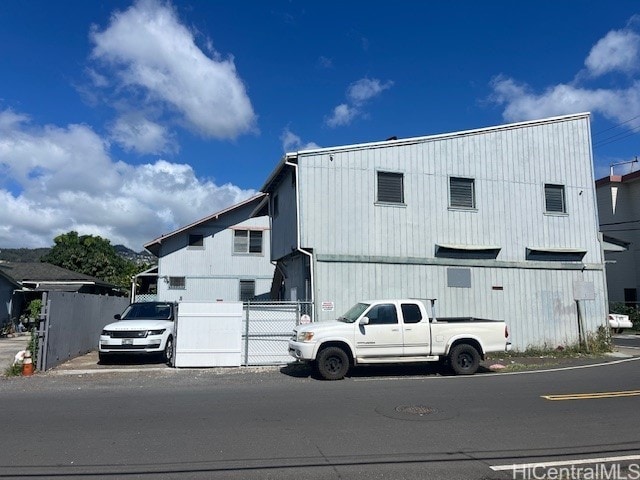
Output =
[
  {"x1": 267, "y1": 113, "x2": 607, "y2": 350},
  {"x1": 597, "y1": 174, "x2": 640, "y2": 304}
]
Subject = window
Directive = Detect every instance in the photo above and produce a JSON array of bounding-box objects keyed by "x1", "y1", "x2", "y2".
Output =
[
  {"x1": 188, "y1": 234, "x2": 204, "y2": 248},
  {"x1": 544, "y1": 184, "x2": 566, "y2": 213},
  {"x1": 449, "y1": 177, "x2": 475, "y2": 209},
  {"x1": 366, "y1": 304, "x2": 398, "y2": 325},
  {"x1": 239, "y1": 280, "x2": 255, "y2": 301},
  {"x1": 377, "y1": 171, "x2": 404, "y2": 204},
  {"x1": 234, "y1": 230, "x2": 263, "y2": 254},
  {"x1": 401, "y1": 303, "x2": 423, "y2": 324},
  {"x1": 168, "y1": 276, "x2": 185, "y2": 290}
]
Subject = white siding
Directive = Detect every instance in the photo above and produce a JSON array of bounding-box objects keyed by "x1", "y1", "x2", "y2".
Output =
[
  {"x1": 156, "y1": 215, "x2": 274, "y2": 303},
  {"x1": 314, "y1": 261, "x2": 606, "y2": 350},
  {"x1": 270, "y1": 114, "x2": 608, "y2": 350},
  {"x1": 298, "y1": 115, "x2": 600, "y2": 264}
]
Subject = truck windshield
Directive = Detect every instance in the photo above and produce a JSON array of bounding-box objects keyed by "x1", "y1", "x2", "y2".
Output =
[
  {"x1": 121, "y1": 303, "x2": 173, "y2": 320},
  {"x1": 337, "y1": 303, "x2": 370, "y2": 323}
]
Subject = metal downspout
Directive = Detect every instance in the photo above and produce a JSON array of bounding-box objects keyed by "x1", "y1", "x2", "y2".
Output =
[{"x1": 285, "y1": 159, "x2": 315, "y2": 320}]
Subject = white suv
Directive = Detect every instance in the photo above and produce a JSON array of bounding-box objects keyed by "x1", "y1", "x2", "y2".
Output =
[{"x1": 99, "y1": 302, "x2": 175, "y2": 364}]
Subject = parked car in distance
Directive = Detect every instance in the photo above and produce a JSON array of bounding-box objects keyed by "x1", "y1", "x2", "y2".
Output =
[
  {"x1": 289, "y1": 299, "x2": 511, "y2": 380},
  {"x1": 99, "y1": 302, "x2": 176, "y2": 364},
  {"x1": 609, "y1": 313, "x2": 633, "y2": 334}
]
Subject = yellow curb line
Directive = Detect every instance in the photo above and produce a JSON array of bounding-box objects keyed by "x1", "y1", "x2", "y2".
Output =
[{"x1": 542, "y1": 389, "x2": 640, "y2": 400}]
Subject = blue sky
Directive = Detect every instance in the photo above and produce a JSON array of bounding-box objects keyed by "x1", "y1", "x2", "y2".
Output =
[{"x1": 1, "y1": 1, "x2": 640, "y2": 250}]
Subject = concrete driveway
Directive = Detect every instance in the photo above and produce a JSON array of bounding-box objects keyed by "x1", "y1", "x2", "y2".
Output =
[{"x1": 0, "y1": 334, "x2": 30, "y2": 374}]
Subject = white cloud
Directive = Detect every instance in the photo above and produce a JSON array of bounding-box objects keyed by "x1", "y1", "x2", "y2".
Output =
[
  {"x1": 347, "y1": 78, "x2": 393, "y2": 105},
  {"x1": 89, "y1": 0, "x2": 257, "y2": 149},
  {"x1": 490, "y1": 19, "x2": 640, "y2": 129},
  {"x1": 280, "y1": 127, "x2": 320, "y2": 152},
  {"x1": 585, "y1": 29, "x2": 640, "y2": 77},
  {"x1": 0, "y1": 109, "x2": 254, "y2": 250},
  {"x1": 109, "y1": 115, "x2": 176, "y2": 155},
  {"x1": 326, "y1": 77, "x2": 393, "y2": 128},
  {"x1": 325, "y1": 104, "x2": 358, "y2": 128}
]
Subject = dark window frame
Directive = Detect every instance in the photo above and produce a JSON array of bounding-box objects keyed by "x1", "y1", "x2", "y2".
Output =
[
  {"x1": 376, "y1": 171, "x2": 405, "y2": 204},
  {"x1": 233, "y1": 229, "x2": 264, "y2": 255},
  {"x1": 168, "y1": 276, "x2": 186, "y2": 290},
  {"x1": 188, "y1": 233, "x2": 204, "y2": 248},
  {"x1": 365, "y1": 303, "x2": 399, "y2": 325},
  {"x1": 239, "y1": 279, "x2": 256, "y2": 301},
  {"x1": 544, "y1": 184, "x2": 566, "y2": 214},
  {"x1": 449, "y1": 177, "x2": 476, "y2": 209}
]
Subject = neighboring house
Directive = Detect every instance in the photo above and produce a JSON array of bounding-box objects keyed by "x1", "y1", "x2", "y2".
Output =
[
  {"x1": 0, "y1": 261, "x2": 119, "y2": 327},
  {"x1": 143, "y1": 194, "x2": 275, "y2": 303},
  {"x1": 259, "y1": 113, "x2": 608, "y2": 350},
  {"x1": 596, "y1": 170, "x2": 640, "y2": 306}
]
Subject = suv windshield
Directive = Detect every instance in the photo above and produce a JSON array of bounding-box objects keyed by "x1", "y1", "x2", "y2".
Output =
[
  {"x1": 121, "y1": 303, "x2": 173, "y2": 321},
  {"x1": 337, "y1": 303, "x2": 370, "y2": 323}
]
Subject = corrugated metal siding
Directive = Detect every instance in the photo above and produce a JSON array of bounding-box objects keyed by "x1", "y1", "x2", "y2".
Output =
[
  {"x1": 270, "y1": 168, "x2": 299, "y2": 260},
  {"x1": 284, "y1": 114, "x2": 608, "y2": 349},
  {"x1": 298, "y1": 116, "x2": 601, "y2": 264},
  {"x1": 314, "y1": 261, "x2": 607, "y2": 350}
]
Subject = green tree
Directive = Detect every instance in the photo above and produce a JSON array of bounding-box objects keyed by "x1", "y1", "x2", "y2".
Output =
[{"x1": 41, "y1": 231, "x2": 143, "y2": 290}]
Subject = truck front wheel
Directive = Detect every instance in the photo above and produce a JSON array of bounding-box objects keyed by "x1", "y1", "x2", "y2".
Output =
[
  {"x1": 449, "y1": 344, "x2": 480, "y2": 375},
  {"x1": 316, "y1": 346, "x2": 350, "y2": 380}
]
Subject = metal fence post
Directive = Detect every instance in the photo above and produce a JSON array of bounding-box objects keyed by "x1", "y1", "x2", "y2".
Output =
[{"x1": 244, "y1": 301, "x2": 250, "y2": 366}]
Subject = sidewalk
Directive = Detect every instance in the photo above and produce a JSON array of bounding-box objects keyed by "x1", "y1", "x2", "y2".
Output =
[{"x1": 0, "y1": 334, "x2": 31, "y2": 375}]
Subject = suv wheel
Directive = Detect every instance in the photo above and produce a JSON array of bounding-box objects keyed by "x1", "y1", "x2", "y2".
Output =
[{"x1": 163, "y1": 336, "x2": 174, "y2": 365}]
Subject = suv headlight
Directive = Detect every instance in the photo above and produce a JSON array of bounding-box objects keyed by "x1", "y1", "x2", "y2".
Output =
[
  {"x1": 297, "y1": 331, "x2": 314, "y2": 342},
  {"x1": 101, "y1": 330, "x2": 110, "y2": 336},
  {"x1": 148, "y1": 329, "x2": 166, "y2": 336}
]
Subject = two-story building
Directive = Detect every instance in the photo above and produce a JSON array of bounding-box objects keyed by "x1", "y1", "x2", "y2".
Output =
[
  {"x1": 596, "y1": 170, "x2": 640, "y2": 306},
  {"x1": 259, "y1": 113, "x2": 608, "y2": 350},
  {"x1": 144, "y1": 194, "x2": 275, "y2": 303}
]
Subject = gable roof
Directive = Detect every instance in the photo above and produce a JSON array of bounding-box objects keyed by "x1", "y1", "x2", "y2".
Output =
[
  {"x1": 0, "y1": 261, "x2": 115, "y2": 291},
  {"x1": 143, "y1": 193, "x2": 267, "y2": 256},
  {"x1": 261, "y1": 112, "x2": 591, "y2": 194}
]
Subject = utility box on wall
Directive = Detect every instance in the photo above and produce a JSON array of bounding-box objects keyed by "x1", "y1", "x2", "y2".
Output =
[{"x1": 173, "y1": 302, "x2": 243, "y2": 367}]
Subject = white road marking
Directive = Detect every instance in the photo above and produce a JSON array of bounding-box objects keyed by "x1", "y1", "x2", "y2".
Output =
[{"x1": 491, "y1": 454, "x2": 640, "y2": 471}]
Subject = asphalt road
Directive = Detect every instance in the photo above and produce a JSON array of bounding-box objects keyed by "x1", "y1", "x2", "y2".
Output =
[{"x1": 1, "y1": 357, "x2": 640, "y2": 480}]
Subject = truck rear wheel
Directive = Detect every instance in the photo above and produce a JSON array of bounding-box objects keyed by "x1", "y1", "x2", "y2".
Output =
[
  {"x1": 316, "y1": 346, "x2": 349, "y2": 380},
  {"x1": 449, "y1": 344, "x2": 480, "y2": 375}
]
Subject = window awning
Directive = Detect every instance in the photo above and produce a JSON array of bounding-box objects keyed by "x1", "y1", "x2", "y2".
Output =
[
  {"x1": 526, "y1": 247, "x2": 587, "y2": 254},
  {"x1": 436, "y1": 243, "x2": 501, "y2": 251}
]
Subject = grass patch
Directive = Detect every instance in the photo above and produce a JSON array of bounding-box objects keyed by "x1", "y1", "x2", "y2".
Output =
[{"x1": 4, "y1": 363, "x2": 22, "y2": 377}]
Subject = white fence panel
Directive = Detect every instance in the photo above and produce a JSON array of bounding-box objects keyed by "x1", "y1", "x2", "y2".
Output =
[{"x1": 174, "y1": 302, "x2": 243, "y2": 367}]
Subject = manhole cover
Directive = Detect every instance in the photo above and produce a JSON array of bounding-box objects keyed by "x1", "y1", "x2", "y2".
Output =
[
  {"x1": 375, "y1": 404, "x2": 457, "y2": 421},
  {"x1": 395, "y1": 405, "x2": 437, "y2": 416}
]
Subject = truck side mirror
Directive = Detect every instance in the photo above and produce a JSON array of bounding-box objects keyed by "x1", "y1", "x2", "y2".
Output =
[
  {"x1": 114, "y1": 314, "x2": 121, "y2": 320},
  {"x1": 359, "y1": 317, "x2": 370, "y2": 326}
]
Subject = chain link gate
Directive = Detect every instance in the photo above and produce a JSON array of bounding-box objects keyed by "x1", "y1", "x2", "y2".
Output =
[{"x1": 242, "y1": 301, "x2": 313, "y2": 366}]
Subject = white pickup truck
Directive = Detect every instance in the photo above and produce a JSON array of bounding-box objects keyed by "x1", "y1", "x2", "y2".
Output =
[{"x1": 289, "y1": 299, "x2": 511, "y2": 380}]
